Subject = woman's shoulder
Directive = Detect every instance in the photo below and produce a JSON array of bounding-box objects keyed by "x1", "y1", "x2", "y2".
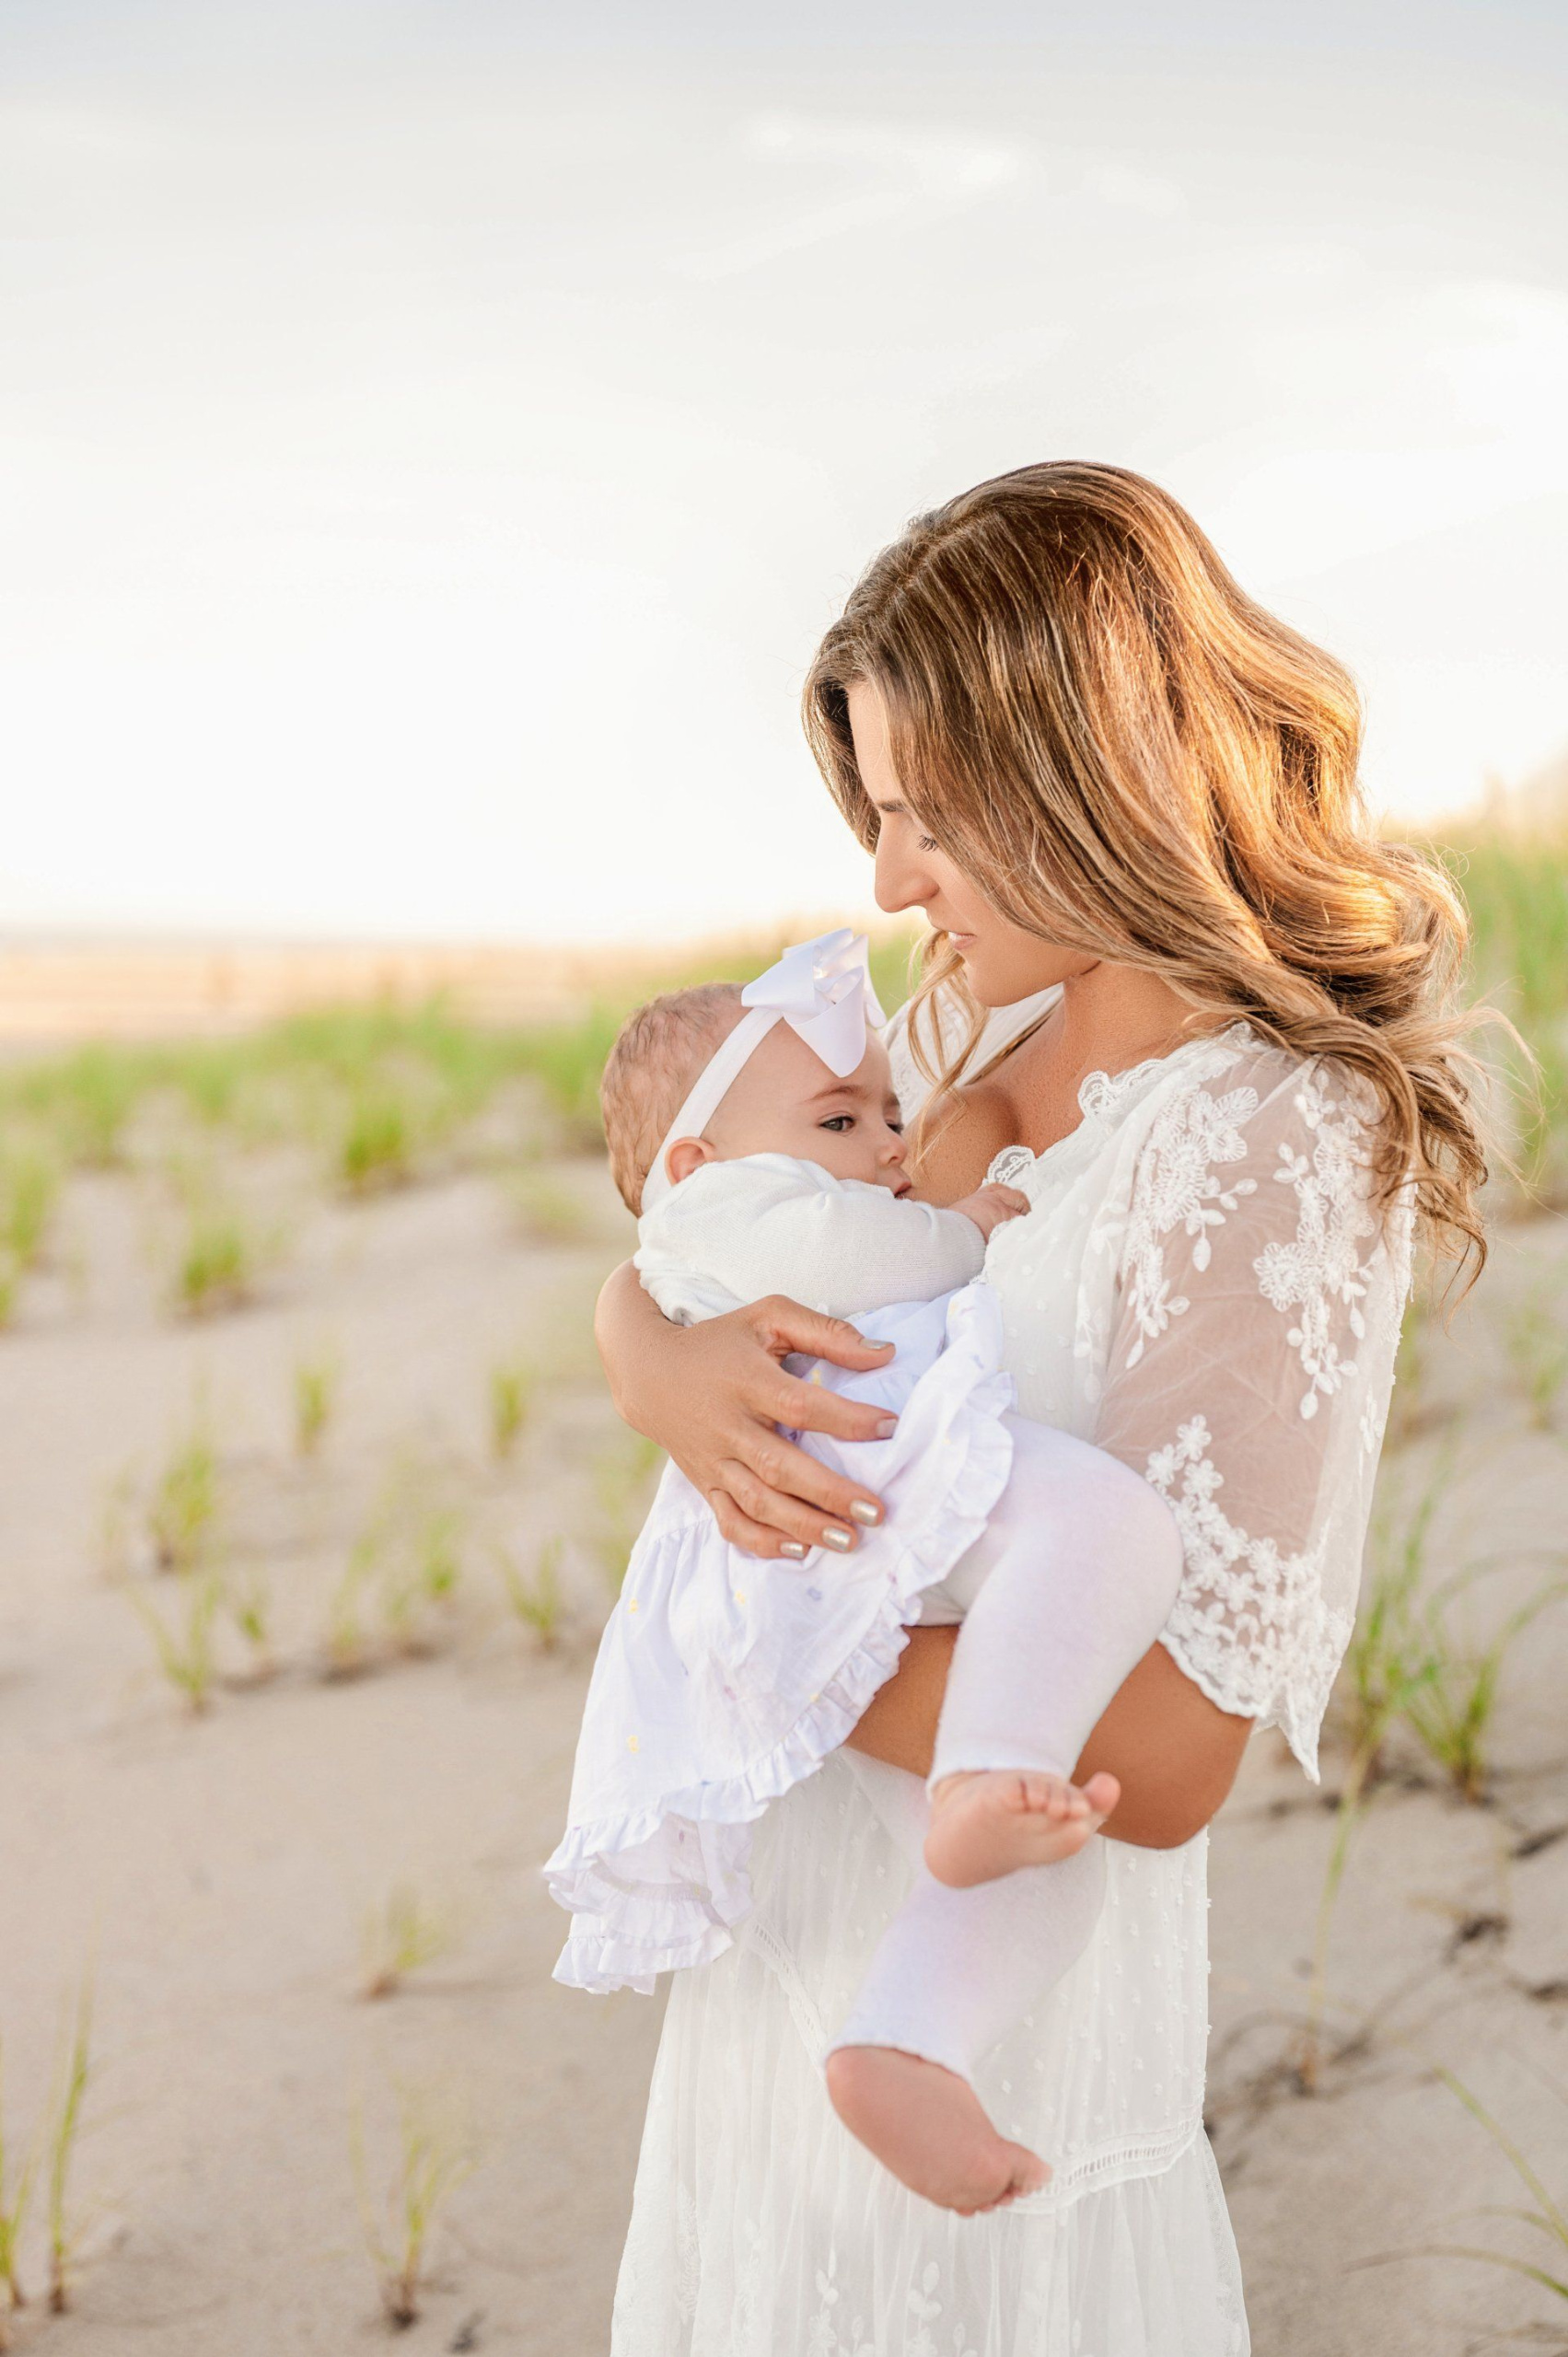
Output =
[
  {"x1": 1142, "y1": 1024, "x2": 1381, "y2": 1141},
  {"x1": 1126, "y1": 1027, "x2": 1400, "y2": 1257}
]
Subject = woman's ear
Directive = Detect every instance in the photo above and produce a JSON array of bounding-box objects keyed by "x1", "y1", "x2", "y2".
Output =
[{"x1": 662, "y1": 1136, "x2": 716, "y2": 1189}]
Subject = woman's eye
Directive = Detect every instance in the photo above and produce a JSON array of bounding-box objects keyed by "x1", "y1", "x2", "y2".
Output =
[
  {"x1": 917, "y1": 835, "x2": 937, "y2": 853},
  {"x1": 819, "y1": 1115, "x2": 854, "y2": 1132}
]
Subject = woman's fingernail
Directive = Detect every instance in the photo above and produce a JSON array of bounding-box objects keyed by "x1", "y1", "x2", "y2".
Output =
[
  {"x1": 874, "y1": 1417, "x2": 898, "y2": 1439},
  {"x1": 781, "y1": 1541, "x2": 809, "y2": 1561},
  {"x1": 820, "y1": 1525, "x2": 854, "y2": 1552},
  {"x1": 849, "y1": 1501, "x2": 880, "y2": 1526}
]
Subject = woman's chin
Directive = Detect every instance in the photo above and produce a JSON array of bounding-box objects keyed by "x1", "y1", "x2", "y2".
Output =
[{"x1": 954, "y1": 950, "x2": 1043, "y2": 1011}]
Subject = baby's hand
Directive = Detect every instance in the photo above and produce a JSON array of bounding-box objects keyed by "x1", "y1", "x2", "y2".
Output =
[{"x1": 952, "y1": 1182, "x2": 1029, "y2": 1241}]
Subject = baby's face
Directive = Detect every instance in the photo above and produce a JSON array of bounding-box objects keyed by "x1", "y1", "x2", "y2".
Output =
[{"x1": 702, "y1": 1024, "x2": 911, "y2": 1194}]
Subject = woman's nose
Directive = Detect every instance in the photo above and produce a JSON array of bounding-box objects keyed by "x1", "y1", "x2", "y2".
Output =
[{"x1": 873, "y1": 830, "x2": 927, "y2": 916}]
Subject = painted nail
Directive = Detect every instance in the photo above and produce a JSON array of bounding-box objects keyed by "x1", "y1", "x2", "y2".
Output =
[
  {"x1": 781, "y1": 1541, "x2": 809, "y2": 1561},
  {"x1": 848, "y1": 1500, "x2": 881, "y2": 1526},
  {"x1": 874, "y1": 1417, "x2": 898, "y2": 1439},
  {"x1": 820, "y1": 1525, "x2": 854, "y2": 1552}
]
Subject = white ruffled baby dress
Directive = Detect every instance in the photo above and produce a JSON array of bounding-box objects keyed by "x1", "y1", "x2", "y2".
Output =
[{"x1": 545, "y1": 1282, "x2": 1015, "y2": 1992}]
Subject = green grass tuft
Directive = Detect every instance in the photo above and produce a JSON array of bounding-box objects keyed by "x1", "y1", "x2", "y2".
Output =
[
  {"x1": 497, "y1": 1535, "x2": 565, "y2": 1651},
  {"x1": 351, "y1": 2079, "x2": 475, "y2": 2328}
]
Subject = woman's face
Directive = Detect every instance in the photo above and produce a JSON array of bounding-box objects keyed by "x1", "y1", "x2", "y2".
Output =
[{"x1": 846, "y1": 679, "x2": 1096, "y2": 1010}]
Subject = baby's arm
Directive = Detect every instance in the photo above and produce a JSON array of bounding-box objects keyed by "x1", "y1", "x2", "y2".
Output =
[{"x1": 691, "y1": 1167, "x2": 1028, "y2": 1318}]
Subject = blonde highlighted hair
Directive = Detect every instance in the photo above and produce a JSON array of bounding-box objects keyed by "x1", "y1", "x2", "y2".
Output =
[{"x1": 804, "y1": 461, "x2": 1489, "y2": 1277}]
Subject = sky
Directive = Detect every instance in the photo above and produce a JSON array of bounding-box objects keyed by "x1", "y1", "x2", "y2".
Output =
[{"x1": 1, "y1": 1, "x2": 1564, "y2": 945}]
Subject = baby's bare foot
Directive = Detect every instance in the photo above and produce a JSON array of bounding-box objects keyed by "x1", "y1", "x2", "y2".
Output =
[
  {"x1": 825, "y1": 2046, "x2": 1049, "y2": 2215},
  {"x1": 923, "y1": 1768, "x2": 1120, "y2": 1888}
]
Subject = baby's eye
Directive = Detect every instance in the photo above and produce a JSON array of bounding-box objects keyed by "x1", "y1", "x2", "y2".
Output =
[{"x1": 819, "y1": 1115, "x2": 854, "y2": 1132}]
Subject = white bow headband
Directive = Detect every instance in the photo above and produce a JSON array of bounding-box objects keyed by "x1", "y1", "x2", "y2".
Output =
[{"x1": 640, "y1": 928, "x2": 888, "y2": 1211}]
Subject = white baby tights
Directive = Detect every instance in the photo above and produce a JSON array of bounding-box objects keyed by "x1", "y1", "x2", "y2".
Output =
[{"x1": 830, "y1": 1420, "x2": 1184, "y2": 2084}]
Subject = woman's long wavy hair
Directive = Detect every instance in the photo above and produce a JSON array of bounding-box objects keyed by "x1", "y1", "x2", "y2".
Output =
[{"x1": 803, "y1": 461, "x2": 1489, "y2": 1280}]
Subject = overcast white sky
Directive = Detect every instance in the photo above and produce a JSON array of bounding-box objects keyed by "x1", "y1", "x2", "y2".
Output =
[{"x1": 1, "y1": 0, "x2": 1565, "y2": 943}]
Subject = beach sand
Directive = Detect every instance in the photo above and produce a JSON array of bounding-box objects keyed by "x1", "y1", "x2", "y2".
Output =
[{"x1": 0, "y1": 1158, "x2": 1562, "y2": 2354}]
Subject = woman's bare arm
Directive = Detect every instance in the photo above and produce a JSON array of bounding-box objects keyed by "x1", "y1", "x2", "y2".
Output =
[
  {"x1": 848, "y1": 1629, "x2": 1251, "y2": 1851},
  {"x1": 596, "y1": 1260, "x2": 903, "y2": 1555}
]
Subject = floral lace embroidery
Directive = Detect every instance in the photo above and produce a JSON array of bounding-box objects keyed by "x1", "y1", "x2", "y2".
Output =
[
  {"x1": 1254, "y1": 1067, "x2": 1379, "y2": 1419},
  {"x1": 1147, "y1": 1415, "x2": 1351, "y2": 1770},
  {"x1": 1121, "y1": 1085, "x2": 1259, "y2": 1364},
  {"x1": 987, "y1": 1144, "x2": 1036, "y2": 1190},
  {"x1": 806, "y1": 2249, "x2": 876, "y2": 2357},
  {"x1": 903, "y1": 2258, "x2": 979, "y2": 2357}
]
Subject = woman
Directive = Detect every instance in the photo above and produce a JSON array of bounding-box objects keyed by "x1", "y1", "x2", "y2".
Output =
[{"x1": 593, "y1": 463, "x2": 1485, "y2": 2353}]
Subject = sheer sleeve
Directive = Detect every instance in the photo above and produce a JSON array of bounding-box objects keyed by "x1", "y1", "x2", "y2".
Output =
[{"x1": 1090, "y1": 1051, "x2": 1411, "y2": 1776}]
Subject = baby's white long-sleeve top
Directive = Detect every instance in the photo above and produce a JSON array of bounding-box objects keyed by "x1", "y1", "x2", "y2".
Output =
[{"x1": 634, "y1": 1153, "x2": 987, "y2": 1326}]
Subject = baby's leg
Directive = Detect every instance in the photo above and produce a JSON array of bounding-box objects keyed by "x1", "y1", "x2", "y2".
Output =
[
  {"x1": 925, "y1": 1419, "x2": 1184, "y2": 1888},
  {"x1": 826, "y1": 1840, "x2": 1106, "y2": 2212}
]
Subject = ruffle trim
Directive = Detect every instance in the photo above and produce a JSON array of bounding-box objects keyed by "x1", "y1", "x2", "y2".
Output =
[{"x1": 548, "y1": 1293, "x2": 1015, "y2": 1994}]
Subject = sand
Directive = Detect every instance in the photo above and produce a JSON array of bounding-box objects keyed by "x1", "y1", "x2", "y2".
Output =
[{"x1": 0, "y1": 1156, "x2": 1563, "y2": 2355}]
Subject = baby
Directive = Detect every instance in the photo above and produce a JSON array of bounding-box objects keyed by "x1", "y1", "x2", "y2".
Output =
[{"x1": 546, "y1": 932, "x2": 1183, "y2": 2214}]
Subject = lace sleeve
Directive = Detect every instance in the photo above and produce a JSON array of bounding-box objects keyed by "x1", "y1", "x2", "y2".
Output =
[{"x1": 1090, "y1": 1051, "x2": 1411, "y2": 1776}]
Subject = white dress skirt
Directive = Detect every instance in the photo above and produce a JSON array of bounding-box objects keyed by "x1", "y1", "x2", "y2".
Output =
[{"x1": 608, "y1": 1009, "x2": 1410, "y2": 2357}]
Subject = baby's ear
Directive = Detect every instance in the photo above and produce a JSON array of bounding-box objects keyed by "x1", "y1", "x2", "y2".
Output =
[{"x1": 662, "y1": 1137, "x2": 715, "y2": 1189}]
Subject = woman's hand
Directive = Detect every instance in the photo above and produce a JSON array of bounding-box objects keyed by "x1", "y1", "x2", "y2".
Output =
[{"x1": 595, "y1": 1262, "x2": 899, "y2": 1558}]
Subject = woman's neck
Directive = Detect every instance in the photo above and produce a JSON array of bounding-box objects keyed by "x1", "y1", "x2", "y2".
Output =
[
  {"x1": 1052, "y1": 959, "x2": 1195, "y2": 1078},
  {"x1": 1002, "y1": 960, "x2": 1197, "y2": 1155}
]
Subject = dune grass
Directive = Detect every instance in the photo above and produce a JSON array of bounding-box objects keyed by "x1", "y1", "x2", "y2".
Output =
[
  {"x1": 497, "y1": 1535, "x2": 565, "y2": 1651},
  {"x1": 226, "y1": 1564, "x2": 275, "y2": 1681},
  {"x1": 0, "y1": 2037, "x2": 38, "y2": 2338},
  {"x1": 1440, "y1": 829, "x2": 1568, "y2": 1210},
  {"x1": 326, "y1": 1463, "x2": 467, "y2": 1677},
  {"x1": 167, "y1": 1171, "x2": 275, "y2": 1317},
  {"x1": 1345, "y1": 1448, "x2": 1565, "y2": 1803},
  {"x1": 487, "y1": 1357, "x2": 534, "y2": 1459},
  {"x1": 0, "y1": 1144, "x2": 60, "y2": 1274},
  {"x1": 128, "y1": 1569, "x2": 225, "y2": 1714},
  {"x1": 147, "y1": 1416, "x2": 222, "y2": 1574},
  {"x1": 351, "y1": 2080, "x2": 475, "y2": 2328},
  {"x1": 44, "y1": 1979, "x2": 93, "y2": 2316},
  {"x1": 1398, "y1": 1565, "x2": 1565, "y2": 1802},
  {"x1": 17, "y1": 1044, "x2": 149, "y2": 1169},
  {"x1": 292, "y1": 1347, "x2": 339, "y2": 1457},
  {"x1": 378, "y1": 1505, "x2": 465, "y2": 1656},
  {"x1": 323, "y1": 1538, "x2": 378, "y2": 1681},
  {"x1": 359, "y1": 1885, "x2": 462, "y2": 2001},
  {"x1": 1354, "y1": 2065, "x2": 1568, "y2": 2317}
]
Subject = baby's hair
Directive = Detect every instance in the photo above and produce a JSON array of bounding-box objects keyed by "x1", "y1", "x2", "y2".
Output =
[{"x1": 600, "y1": 981, "x2": 745, "y2": 1214}]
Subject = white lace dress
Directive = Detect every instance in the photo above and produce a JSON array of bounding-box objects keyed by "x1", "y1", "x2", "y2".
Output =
[{"x1": 610, "y1": 1011, "x2": 1411, "y2": 2357}]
